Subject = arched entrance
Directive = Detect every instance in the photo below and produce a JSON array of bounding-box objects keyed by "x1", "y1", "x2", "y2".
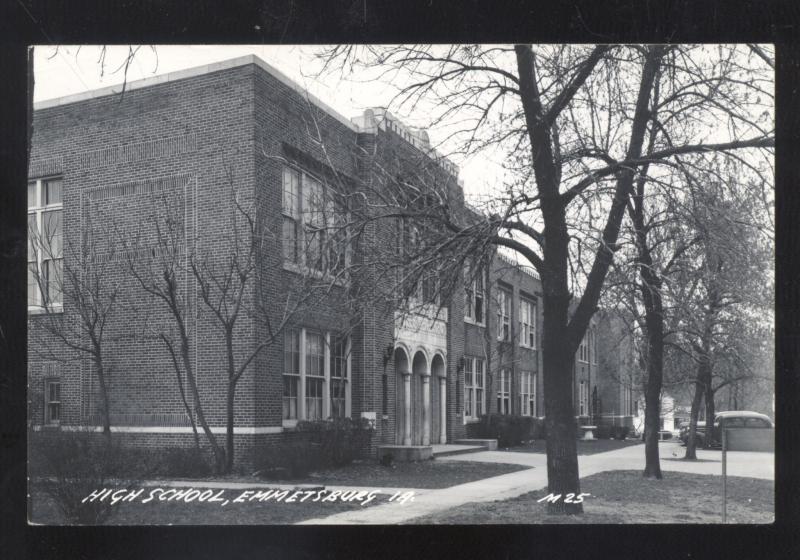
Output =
[
  {"x1": 394, "y1": 347, "x2": 410, "y2": 445},
  {"x1": 430, "y1": 353, "x2": 446, "y2": 444}
]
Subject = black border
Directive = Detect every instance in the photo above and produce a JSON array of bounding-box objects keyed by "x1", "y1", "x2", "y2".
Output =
[{"x1": 1, "y1": 1, "x2": 798, "y2": 559}]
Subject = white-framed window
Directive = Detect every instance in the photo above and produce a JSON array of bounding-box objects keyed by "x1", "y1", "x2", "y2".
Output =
[
  {"x1": 463, "y1": 356, "x2": 485, "y2": 421},
  {"x1": 520, "y1": 371, "x2": 536, "y2": 416},
  {"x1": 622, "y1": 384, "x2": 635, "y2": 416},
  {"x1": 464, "y1": 263, "x2": 485, "y2": 325},
  {"x1": 497, "y1": 368, "x2": 511, "y2": 414},
  {"x1": 330, "y1": 336, "x2": 349, "y2": 419},
  {"x1": 283, "y1": 329, "x2": 301, "y2": 420},
  {"x1": 44, "y1": 378, "x2": 61, "y2": 425},
  {"x1": 519, "y1": 297, "x2": 536, "y2": 349},
  {"x1": 28, "y1": 177, "x2": 63, "y2": 310},
  {"x1": 284, "y1": 328, "x2": 351, "y2": 424},
  {"x1": 578, "y1": 380, "x2": 588, "y2": 416},
  {"x1": 282, "y1": 166, "x2": 346, "y2": 273},
  {"x1": 305, "y1": 331, "x2": 325, "y2": 421},
  {"x1": 497, "y1": 287, "x2": 511, "y2": 342}
]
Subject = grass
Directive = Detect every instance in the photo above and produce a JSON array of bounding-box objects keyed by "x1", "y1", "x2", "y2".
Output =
[
  {"x1": 411, "y1": 470, "x2": 774, "y2": 524},
  {"x1": 503, "y1": 438, "x2": 644, "y2": 456},
  {"x1": 239, "y1": 459, "x2": 529, "y2": 489}
]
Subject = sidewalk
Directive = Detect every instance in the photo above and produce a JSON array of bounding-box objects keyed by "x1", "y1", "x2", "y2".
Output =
[{"x1": 298, "y1": 441, "x2": 773, "y2": 524}]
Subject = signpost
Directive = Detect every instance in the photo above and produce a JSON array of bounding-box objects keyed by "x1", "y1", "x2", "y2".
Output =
[{"x1": 722, "y1": 428, "x2": 727, "y2": 523}]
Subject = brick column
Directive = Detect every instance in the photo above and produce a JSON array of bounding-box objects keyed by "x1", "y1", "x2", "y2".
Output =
[
  {"x1": 422, "y1": 375, "x2": 431, "y2": 446},
  {"x1": 439, "y1": 376, "x2": 447, "y2": 444}
]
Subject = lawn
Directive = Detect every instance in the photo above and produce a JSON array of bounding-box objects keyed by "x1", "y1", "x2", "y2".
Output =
[
  {"x1": 238, "y1": 458, "x2": 529, "y2": 489},
  {"x1": 410, "y1": 470, "x2": 774, "y2": 524},
  {"x1": 503, "y1": 438, "x2": 644, "y2": 456}
]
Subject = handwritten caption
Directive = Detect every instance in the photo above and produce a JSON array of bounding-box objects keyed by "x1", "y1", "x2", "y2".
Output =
[{"x1": 81, "y1": 487, "x2": 416, "y2": 507}]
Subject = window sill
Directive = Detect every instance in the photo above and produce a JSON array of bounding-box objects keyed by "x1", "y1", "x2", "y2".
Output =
[
  {"x1": 519, "y1": 344, "x2": 537, "y2": 351},
  {"x1": 463, "y1": 417, "x2": 481, "y2": 425},
  {"x1": 28, "y1": 305, "x2": 64, "y2": 316},
  {"x1": 282, "y1": 419, "x2": 299, "y2": 430},
  {"x1": 464, "y1": 317, "x2": 485, "y2": 328}
]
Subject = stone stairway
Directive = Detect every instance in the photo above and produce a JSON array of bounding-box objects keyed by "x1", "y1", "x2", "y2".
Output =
[{"x1": 431, "y1": 439, "x2": 498, "y2": 457}]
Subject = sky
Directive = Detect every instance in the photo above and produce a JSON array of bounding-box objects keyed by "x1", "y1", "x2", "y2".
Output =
[{"x1": 32, "y1": 44, "x2": 504, "y2": 200}]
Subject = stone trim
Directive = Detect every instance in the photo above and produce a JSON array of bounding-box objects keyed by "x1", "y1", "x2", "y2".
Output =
[
  {"x1": 28, "y1": 156, "x2": 64, "y2": 178},
  {"x1": 76, "y1": 134, "x2": 197, "y2": 169}
]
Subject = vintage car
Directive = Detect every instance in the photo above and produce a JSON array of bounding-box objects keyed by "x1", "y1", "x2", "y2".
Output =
[{"x1": 680, "y1": 411, "x2": 773, "y2": 448}]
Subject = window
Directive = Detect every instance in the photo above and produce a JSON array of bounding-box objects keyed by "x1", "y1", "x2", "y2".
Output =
[
  {"x1": 463, "y1": 356, "x2": 485, "y2": 421},
  {"x1": 45, "y1": 378, "x2": 61, "y2": 425},
  {"x1": 305, "y1": 331, "x2": 325, "y2": 420},
  {"x1": 744, "y1": 417, "x2": 771, "y2": 428},
  {"x1": 282, "y1": 166, "x2": 346, "y2": 273},
  {"x1": 330, "y1": 336, "x2": 348, "y2": 419},
  {"x1": 622, "y1": 384, "x2": 634, "y2": 416},
  {"x1": 497, "y1": 368, "x2": 510, "y2": 414},
  {"x1": 464, "y1": 263, "x2": 485, "y2": 325},
  {"x1": 519, "y1": 297, "x2": 536, "y2": 348},
  {"x1": 283, "y1": 329, "x2": 301, "y2": 420},
  {"x1": 520, "y1": 371, "x2": 536, "y2": 416},
  {"x1": 578, "y1": 334, "x2": 589, "y2": 363},
  {"x1": 578, "y1": 380, "x2": 588, "y2": 416},
  {"x1": 28, "y1": 177, "x2": 63, "y2": 309},
  {"x1": 497, "y1": 288, "x2": 511, "y2": 342}
]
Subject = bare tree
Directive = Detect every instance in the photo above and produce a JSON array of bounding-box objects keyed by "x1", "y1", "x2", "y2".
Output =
[
  {"x1": 28, "y1": 208, "x2": 119, "y2": 442},
  {"x1": 314, "y1": 44, "x2": 774, "y2": 513}
]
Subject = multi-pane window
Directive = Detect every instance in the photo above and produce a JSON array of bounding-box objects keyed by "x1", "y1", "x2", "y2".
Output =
[
  {"x1": 497, "y1": 288, "x2": 511, "y2": 342},
  {"x1": 45, "y1": 378, "x2": 61, "y2": 425},
  {"x1": 519, "y1": 297, "x2": 536, "y2": 348},
  {"x1": 578, "y1": 334, "x2": 589, "y2": 363},
  {"x1": 520, "y1": 371, "x2": 536, "y2": 416},
  {"x1": 283, "y1": 329, "x2": 301, "y2": 420},
  {"x1": 28, "y1": 177, "x2": 63, "y2": 308},
  {"x1": 282, "y1": 166, "x2": 346, "y2": 273},
  {"x1": 463, "y1": 356, "x2": 485, "y2": 421},
  {"x1": 330, "y1": 336, "x2": 348, "y2": 419},
  {"x1": 578, "y1": 380, "x2": 588, "y2": 416},
  {"x1": 464, "y1": 263, "x2": 485, "y2": 325},
  {"x1": 497, "y1": 368, "x2": 511, "y2": 414},
  {"x1": 305, "y1": 331, "x2": 325, "y2": 420},
  {"x1": 622, "y1": 384, "x2": 633, "y2": 416}
]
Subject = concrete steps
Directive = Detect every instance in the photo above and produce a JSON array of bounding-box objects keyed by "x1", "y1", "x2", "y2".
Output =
[{"x1": 432, "y1": 439, "x2": 498, "y2": 457}]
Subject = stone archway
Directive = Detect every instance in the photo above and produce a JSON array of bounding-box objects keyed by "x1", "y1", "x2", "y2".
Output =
[
  {"x1": 430, "y1": 353, "x2": 446, "y2": 444},
  {"x1": 394, "y1": 347, "x2": 410, "y2": 445},
  {"x1": 411, "y1": 350, "x2": 429, "y2": 445}
]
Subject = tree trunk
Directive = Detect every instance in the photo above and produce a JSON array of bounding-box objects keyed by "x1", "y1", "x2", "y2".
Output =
[
  {"x1": 94, "y1": 354, "x2": 112, "y2": 445},
  {"x1": 704, "y1": 383, "x2": 715, "y2": 448},
  {"x1": 541, "y1": 274, "x2": 582, "y2": 515},
  {"x1": 685, "y1": 353, "x2": 709, "y2": 460}
]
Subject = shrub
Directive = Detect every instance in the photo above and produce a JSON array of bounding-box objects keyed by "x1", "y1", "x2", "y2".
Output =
[
  {"x1": 531, "y1": 417, "x2": 546, "y2": 440},
  {"x1": 159, "y1": 447, "x2": 213, "y2": 478},
  {"x1": 253, "y1": 418, "x2": 373, "y2": 479},
  {"x1": 478, "y1": 414, "x2": 535, "y2": 447},
  {"x1": 29, "y1": 432, "x2": 146, "y2": 525},
  {"x1": 614, "y1": 427, "x2": 631, "y2": 440},
  {"x1": 594, "y1": 425, "x2": 612, "y2": 439}
]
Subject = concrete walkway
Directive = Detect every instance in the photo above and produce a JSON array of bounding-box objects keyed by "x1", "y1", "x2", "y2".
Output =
[{"x1": 298, "y1": 441, "x2": 773, "y2": 524}]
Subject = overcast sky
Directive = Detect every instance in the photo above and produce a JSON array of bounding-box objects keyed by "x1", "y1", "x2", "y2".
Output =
[{"x1": 33, "y1": 44, "x2": 504, "y2": 200}]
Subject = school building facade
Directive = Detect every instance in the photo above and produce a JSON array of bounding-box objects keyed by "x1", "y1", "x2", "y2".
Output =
[{"x1": 27, "y1": 55, "x2": 631, "y2": 462}]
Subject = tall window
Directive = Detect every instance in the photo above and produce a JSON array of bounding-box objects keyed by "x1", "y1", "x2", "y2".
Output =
[
  {"x1": 45, "y1": 378, "x2": 61, "y2": 425},
  {"x1": 497, "y1": 368, "x2": 511, "y2": 414},
  {"x1": 497, "y1": 288, "x2": 511, "y2": 342},
  {"x1": 330, "y1": 336, "x2": 348, "y2": 419},
  {"x1": 305, "y1": 331, "x2": 325, "y2": 420},
  {"x1": 283, "y1": 329, "x2": 301, "y2": 420},
  {"x1": 520, "y1": 371, "x2": 536, "y2": 416},
  {"x1": 464, "y1": 263, "x2": 485, "y2": 325},
  {"x1": 578, "y1": 380, "x2": 588, "y2": 416},
  {"x1": 519, "y1": 297, "x2": 536, "y2": 348},
  {"x1": 463, "y1": 356, "x2": 485, "y2": 421},
  {"x1": 578, "y1": 334, "x2": 589, "y2": 363},
  {"x1": 28, "y1": 177, "x2": 63, "y2": 308},
  {"x1": 282, "y1": 166, "x2": 345, "y2": 273}
]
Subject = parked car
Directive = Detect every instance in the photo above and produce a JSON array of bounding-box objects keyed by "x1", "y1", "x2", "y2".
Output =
[
  {"x1": 680, "y1": 411, "x2": 773, "y2": 448},
  {"x1": 679, "y1": 421, "x2": 706, "y2": 446}
]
